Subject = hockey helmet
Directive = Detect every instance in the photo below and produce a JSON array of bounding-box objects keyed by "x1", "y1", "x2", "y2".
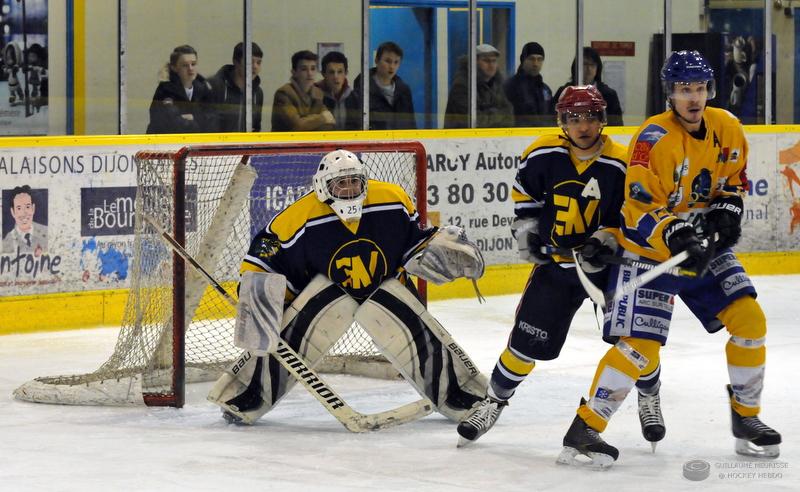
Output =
[
  {"x1": 555, "y1": 85, "x2": 607, "y2": 126},
  {"x1": 660, "y1": 50, "x2": 716, "y2": 99},
  {"x1": 313, "y1": 149, "x2": 368, "y2": 223}
]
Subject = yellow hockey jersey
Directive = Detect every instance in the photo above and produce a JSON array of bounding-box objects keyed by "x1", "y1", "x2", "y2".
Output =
[
  {"x1": 241, "y1": 180, "x2": 434, "y2": 301},
  {"x1": 619, "y1": 106, "x2": 748, "y2": 261}
]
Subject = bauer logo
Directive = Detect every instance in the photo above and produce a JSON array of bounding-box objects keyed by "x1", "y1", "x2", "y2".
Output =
[{"x1": 80, "y1": 186, "x2": 198, "y2": 236}]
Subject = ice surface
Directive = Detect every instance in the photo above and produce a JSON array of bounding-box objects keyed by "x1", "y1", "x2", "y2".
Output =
[{"x1": 1, "y1": 275, "x2": 797, "y2": 491}]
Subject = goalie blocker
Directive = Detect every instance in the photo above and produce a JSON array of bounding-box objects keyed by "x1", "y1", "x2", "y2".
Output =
[{"x1": 210, "y1": 275, "x2": 487, "y2": 423}]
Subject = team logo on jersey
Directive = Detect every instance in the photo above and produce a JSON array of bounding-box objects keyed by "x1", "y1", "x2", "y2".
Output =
[
  {"x1": 629, "y1": 182, "x2": 653, "y2": 204},
  {"x1": 328, "y1": 238, "x2": 388, "y2": 298},
  {"x1": 630, "y1": 124, "x2": 667, "y2": 168},
  {"x1": 552, "y1": 180, "x2": 601, "y2": 237},
  {"x1": 255, "y1": 236, "x2": 281, "y2": 259},
  {"x1": 690, "y1": 168, "x2": 713, "y2": 204}
]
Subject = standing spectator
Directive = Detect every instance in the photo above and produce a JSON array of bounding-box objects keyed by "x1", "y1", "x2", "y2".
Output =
[
  {"x1": 444, "y1": 44, "x2": 514, "y2": 129},
  {"x1": 352, "y1": 41, "x2": 416, "y2": 130},
  {"x1": 271, "y1": 50, "x2": 335, "y2": 132},
  {"x1": 208, "y1": 42, "x2": 265, "y2": 132},
  {"x1": 553, "y1": 47, "x2": 624, "y2": 126},
  {"x1": 315, "y1": 51, "x2": 359, "y2": 130},
  {"x1": 146, "y1": 45, "x2": 216, "y2": 134},
  {"x1": 504, "y1": 42, "x2": 553, "y2": 127}
]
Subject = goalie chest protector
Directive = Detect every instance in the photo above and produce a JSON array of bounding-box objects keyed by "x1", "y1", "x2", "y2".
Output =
[{"x1": 243, "y1": 180, "x2": 434, "y2": 300}]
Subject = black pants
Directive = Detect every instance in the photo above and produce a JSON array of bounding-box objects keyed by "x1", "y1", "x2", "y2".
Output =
[{"x1": 510, "y1": 262, "x2": 607, "y2": 361}]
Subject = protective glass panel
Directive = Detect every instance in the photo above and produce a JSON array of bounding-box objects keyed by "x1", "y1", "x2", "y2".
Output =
[
  {"x1": 509, "y1": 1, "x2": 576, "y2": 129},
  {"x1": 255, "y1": 0, "x2": 363, "y2": 132},
  {"x1": 706, "y1": 3, "x2": 769, "y2": 124},
  {"x1": 124, "y1": 0, "x2": 243, "y2": 135},
  {"x1": 584, "y1": 0, "x2": 663, "y2": 127}
]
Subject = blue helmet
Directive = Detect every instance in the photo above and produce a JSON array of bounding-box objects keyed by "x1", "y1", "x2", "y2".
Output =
[{"x1": 661, "y1": 50, "x2": 716, "y2": 99}]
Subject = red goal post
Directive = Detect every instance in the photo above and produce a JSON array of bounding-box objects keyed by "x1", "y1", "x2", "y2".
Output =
[{"x1": 13, "y1": 141, "x2": 428, "y2": 408}]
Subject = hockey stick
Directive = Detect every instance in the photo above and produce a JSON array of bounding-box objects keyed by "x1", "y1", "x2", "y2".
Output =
[
  {"x1": 541, "y1": 245, "x2": 696, "y2": 277},
  {"x1": 143, "y1": 215, "x2": 433, "y2": 432}
]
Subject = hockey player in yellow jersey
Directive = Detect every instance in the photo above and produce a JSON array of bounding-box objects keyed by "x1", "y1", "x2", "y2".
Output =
[
  {"x1": 457, "y1": 86, "x2": 663, "y2": 448},
  {"x1": 558, "y1": 51, "x2": 781, "y2": 469},
  {"x1": 208, "y1": 149, "x2": 489, "y2": 425}
]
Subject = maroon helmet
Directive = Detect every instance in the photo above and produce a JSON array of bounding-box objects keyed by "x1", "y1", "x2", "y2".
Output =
[{"x1": 555, "y1": 85, "x2": 607, "y2": 126}]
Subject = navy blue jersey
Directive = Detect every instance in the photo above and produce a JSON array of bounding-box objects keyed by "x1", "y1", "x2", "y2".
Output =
[
  {"x1": 512, "y1": 134, "x2": 627, "y2": 252},
  {"x1": 242, "y1": 179, "x2": 434, "y2": 300}
]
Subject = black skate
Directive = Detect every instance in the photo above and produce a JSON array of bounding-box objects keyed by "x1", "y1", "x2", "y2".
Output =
[
  {"x1": 727, "y1": 385, "x2": 781, "y2": 458},
  {"x1": 638, "y1": 386, "x2": 665, "y2": 452},
  {"x1": 556, "y1": 400, "x2": 618, "y2": 470},
  {"x1": 456, "y1": 396, "x2": 508, "y2": 447}
]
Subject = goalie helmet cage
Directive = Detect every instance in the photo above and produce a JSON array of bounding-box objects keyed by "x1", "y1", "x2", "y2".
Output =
[{"x1": 13, "y1": 141, "x2": 427, "y2": 407}]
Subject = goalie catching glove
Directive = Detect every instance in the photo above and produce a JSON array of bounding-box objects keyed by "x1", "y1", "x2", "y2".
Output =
[{"x1": 404, "y1": 225, "x2": 485, "y2": 299}]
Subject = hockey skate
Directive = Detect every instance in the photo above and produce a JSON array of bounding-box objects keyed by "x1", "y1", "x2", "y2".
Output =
[
  {"x1": 727, "y1": 385, "x2": 781, "y2": 458},
  {"x1": 638, "y1": 386, "x2": 665, "y2": 452},
  {"x1": 456, "y1": 395, "x2": 508, "y2": 447},
  {"x1": 556, "y1": 400, "x2": 618, "y2": 470}
]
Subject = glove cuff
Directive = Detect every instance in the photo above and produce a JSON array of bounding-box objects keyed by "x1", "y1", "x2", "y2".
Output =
[{"x1": 709, "y1": 194, "x2": 743, "y2": 219}]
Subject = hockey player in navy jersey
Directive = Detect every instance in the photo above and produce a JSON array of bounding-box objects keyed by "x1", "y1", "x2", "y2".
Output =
[
  {"x1": 557, "y1": 51, "x2": 781, "y2": 469},
  {"x1": 456, "y1": 86, "x2": 664, "y2": 448},
  {"x1": 208, "y1": 149, "x2": 488, "y2": 425}
]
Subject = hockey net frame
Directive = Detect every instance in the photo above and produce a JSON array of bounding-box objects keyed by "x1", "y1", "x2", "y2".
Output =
[{"x1": 14, "y1": 141, "x2": 427, "y2": 407}]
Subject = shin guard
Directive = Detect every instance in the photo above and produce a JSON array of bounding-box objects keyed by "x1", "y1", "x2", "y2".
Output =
[
  {"x1": 719, "y1": 296, "x2": 767, "y2": 417},
  {"x1": 579, "y1": 337, "x2": 661, "y2": 432}
]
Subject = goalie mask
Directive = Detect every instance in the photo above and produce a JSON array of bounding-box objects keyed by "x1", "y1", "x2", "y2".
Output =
[{"x1": 313, "y1": 149, "x2": 368, "y2": 223}]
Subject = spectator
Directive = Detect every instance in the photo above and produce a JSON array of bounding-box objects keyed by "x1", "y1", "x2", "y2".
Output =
[
  {"x1": 146, "y1": 44, "x2": 216, "y2": 134},
  {"x1": 444, "y1": 44, "x2": 514, "y2": 128},
  {"x1": 271, "y1": 50, "x2": 335, "y2": 132},
  {"x1": 352, "y1": 41, "x2": 416, "y2": 130},
  {"x1": 208, "y1": 42, "x2": 265, "y2": 132},
  {"x1": 504, "y1": 42, "x2": 553, "y2": 127},
  {"x1": 315, "y1": 51, "x2": 359, "y2": 130},
  {"x1": 553, "y1": 47, "x2": 624, "y2": 126}
]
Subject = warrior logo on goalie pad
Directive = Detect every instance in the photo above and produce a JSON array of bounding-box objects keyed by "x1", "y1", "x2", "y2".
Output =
[{"x1": 328, "y1": 239, "x2": 388, "y2": 298}]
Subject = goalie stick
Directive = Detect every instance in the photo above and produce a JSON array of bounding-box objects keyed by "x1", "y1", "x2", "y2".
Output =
[{"x1": 143, "y1": 215, "x2": 433, "y2": 432}]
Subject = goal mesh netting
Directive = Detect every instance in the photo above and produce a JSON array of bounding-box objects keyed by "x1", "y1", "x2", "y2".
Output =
[{"x1": 13, "y1": 142, "x2": 427, "y2": 406}]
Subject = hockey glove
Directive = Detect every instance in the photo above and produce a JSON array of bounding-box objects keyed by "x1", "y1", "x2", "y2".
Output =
[
  {"x1": 705, "y1": 195, "x2": 743, "y2": 249},
  {"x1": 511, "y1": 218, "x2": 551, "y2": 264},
  {"x1": 578, "y1": 229, "x2": 619, "y2": 273},
  {"x1": 664, "y1": 220, "x2": 713, "y2": 276}
]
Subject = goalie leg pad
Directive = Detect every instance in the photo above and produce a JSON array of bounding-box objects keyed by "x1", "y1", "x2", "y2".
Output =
[
  {"x1": 355, "y1": 278, "x2": 488, "y2": 422},
  {"x1": 234, "y1": 271, "x2": 286, "y2": 356},
  {"x1": 208, "y1": 275, "x2": 358, "y2": 424}
]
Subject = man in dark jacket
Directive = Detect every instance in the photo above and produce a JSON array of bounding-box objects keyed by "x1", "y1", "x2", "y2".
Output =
[
  {"x1": 553, "y1": 47, "x2": 624, "y2": 126},
  {"x1": 444, "y1": 44, "x2": 514, "y2": 129},
  {"x1": 208, "y1": 42, "x2": 265, "y2": 132},
  {"x1": 352, "y1": 41, "x2": 416, "y2": 130},
  {"x1": 147, "y1": 44, "x2": 217, "y2": 134},
  {"x1": 315, "y1": 51, "x2": 360, "y2": 130},
  {"x1": 504, "y1": 42, "x2": 553, "y2": 127}
]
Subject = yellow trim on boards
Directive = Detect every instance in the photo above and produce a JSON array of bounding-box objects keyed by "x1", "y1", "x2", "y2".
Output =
[
  {"x1": 3, "y1": 124, "x2": 800, "y2": 149},
  {"x1": 2, "y1": 252, "x2": 799, "y2": 336}
]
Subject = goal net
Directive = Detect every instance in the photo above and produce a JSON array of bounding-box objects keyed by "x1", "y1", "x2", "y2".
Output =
[{"x1": 14, "y1": 142, "x2": 427, "y2": 406}]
